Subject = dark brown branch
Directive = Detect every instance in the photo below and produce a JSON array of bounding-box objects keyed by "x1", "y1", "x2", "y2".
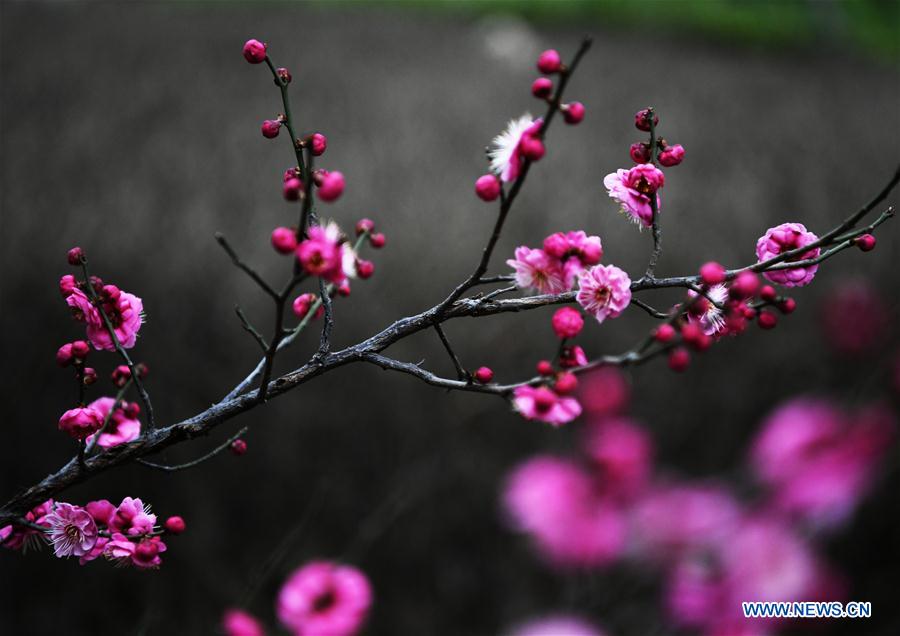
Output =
[
  {"x1": 433, "y1": 324, "x2": 467, "y2": 380},
  {"x1": 215, "y1": 233, "x2": 279, "y2": 301}
]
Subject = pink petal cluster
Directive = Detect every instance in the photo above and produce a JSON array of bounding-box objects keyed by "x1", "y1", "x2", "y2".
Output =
[
  {"x1": 105, "y1": 533, "x2": 167, "y2": 569},
  {"x1": 512, "y1": 385, "x2": 582, "y2": 426},
  {"x1": 84, "y1": 397, "x2": 141, "y2": 448},
  {"x1": 64, "y1": 286, "x2": 144, "y2": 350},
  {"x1": 507, "y1": 231, "x2": 603, "y2": 293},
  {"x1": 44, "y1": 502, "x2": 98, "y2": 558},
  {"x1": 755, "y1": 222, "x2": 820, "y2": 287},
  {"x1": 819, "y1": 279, "x2": 889, "y2": 355},
  {"x1": 296, "y1": 221, "x2": 355, "y2": 285},
  {"x1": 603, "y1": 164, "x2": 664, "y2": 227},
  {"x1": 58, "y1": 406, "x2": 104, "y2": 440},
  {"x1": 0, "y1": 499, "x2": 53, "y2": 552},
  {"x1": 503, "y1": 456, "x2": 625, "y2": 567},
  {"x1": 582, "y1": 417, "x2": 653, "y2": 499},
  {"x1": 578, "y1": 366, "x2": 630, "y2": 417},
  {"x1": 576, "y1": 264, "x2": 632, "y2": 323},
  {"x1": 750, "y1": 397, "x2": 895, "y2": 527},
  {"x1": 277, "y1": 561, "x2": 372, "y2": 636},
  {"x1": 109, "y1": 496, "x2": 157, "y2": 536}
]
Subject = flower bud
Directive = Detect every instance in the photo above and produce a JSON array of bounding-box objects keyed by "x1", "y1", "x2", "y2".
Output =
[
  {"x1": 356, "y1": 259, "x2": 375, "y2": 279},
  {"x1": 316, "y1": 171, "x2": 345, "y2": 202},
  {"x1": 356, "y1": 218, "x2": 375, "y2": 235},
  {"x1": 562, "y1": 101, "x2": 585, "y2": 125},
  {"x1": 475, "y1": 174, "x2": 501, "y2": 202},
  {"x1": 473, "y1": 366, "x2": 494, "y2": 384},
  {"x1": 337, "y1": 280, "x2": 352, "y2": 297},
  {"x1": 56, "y1": 343, "x2": 74, "y2": 367},
  {"x1": 778, "y1": 297, "x2": 797, "y2": 314},
  {"x1": 531, "y1": 77, "x2": 553, "y2": 99},
  {"x1": 654, "y1": 323, "x2": 676, "y2": 343},
  {"x1": 757, "y1": 310, "x2": 778, "y2": 329},
  {"x1": 658, "y1": 144, "x2": 685, "y2": 167},
  {"x1": 124, "y1": 402, "x2": 140, "y2": 419},
  {"x1": 101, "y1": 284, "x2": 121, "y2": 301},
  {"x1": 536, "y1": 49, "x2": 562, "y2": 74},
  {"x1": 729, "y1": 271, "x2": 759, "y2": 299},
  {"x1": 699, "y1": 261, "x2": 726, "y2": 286},
  {"x1": 629, "y1": 142, "x2": 651, "y2": 164},
  {"x1": 111, "y1": 364, "x2": 132, "y2": 387},
  {"x1": 283, "y1": 177, "x2": 304, "y2": 201},
  {"x1": 276, "y1": 67, "x2": 292, "y2": 84},
  {"x1": 536, "y1": 360, "x2": 554, "y2": 376},
  {"x1": 634, "y1": 108, "x2": 658, "y2": 132},
  {"x1": 67, "y1": 247, "x2": 84, "y2": 266},
  {"x1": 230, "y1": 439, "x2": 248, "y2": 456},
  {"x1": 668, "y1": 347, "x2": 690, "y2": 372},
  {"x1": 71, "y1": 340, "x2": 90, "y2": 359},
  {"x1": 369, "y1": 233, "x2": 386, "y2": 249},
  {"x1": 82, "y1": 367, "x2": 98, "y2": 385},
  {"x1": 242, "y1": 39, "x2": 267, "y2": 64},
  {"x1": 59, "y1": 274, "x2": 78, "y2": 297},
  {"x1": 271, "y1": 227, "x2": 299, "y2": 254},
  {"x1": 856, "y1": 234, "x2": 876, "y2": 252},
  {"x1": 519, "y1": 136, "x2": 545, "y2": 161},
  {"x1": 292, "y1": 292, "x2": 318, "y2": 319},
  {"x1": 759, "y1": 285, "x2": 777, "y2": 302},
  {"x1": 309, "y1": 133, "x2": 327, "y2": 156},
  {"x1": 554, "y1": 372, "x2": 578, "y2": 395},
  {"x1": 261, "y1": 119, "x2": 281, "y2": 139},
  {"x1": 551, "y1": 307, "x2": 584, "y2": 339},
  {"x1": 164, "y1": 516, "x2": 186, "y2": 534}
]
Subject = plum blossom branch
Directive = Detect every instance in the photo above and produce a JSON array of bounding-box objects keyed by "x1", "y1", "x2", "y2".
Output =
[
  {"x1": 433, "y1": 324, "x2": 467, "y2": 380},
  {"x1": 79, "y1": 258, "x2": 156, "y2": 430},
  {"x1": 2, "y1": 40, "x2": 897, "y2": 531},
  {"x1": 136, "y1": 426, "x2": 249, "y2": 473}
]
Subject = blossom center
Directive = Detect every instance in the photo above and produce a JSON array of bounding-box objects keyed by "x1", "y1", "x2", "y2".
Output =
[
  {"x1": 313, "y1": 589, "x2": 336, "y2": 612},
  {"x1": 594, "y1": 286, "x2": 611, "y2": 306}
]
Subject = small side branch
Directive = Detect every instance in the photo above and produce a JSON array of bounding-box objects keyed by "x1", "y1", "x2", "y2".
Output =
[
  {"x1": 433, "y1": 324, "x2": 467, "y2": 380},
  {"x1": 137, "y1": 427, "x2": 249, "y2": 473},
  {"x1": 235, "y1": 305, "x2": 269, "y2": 352},
  {"x1": 216, "y1": 233, "x2": 279, "y2": 301}
]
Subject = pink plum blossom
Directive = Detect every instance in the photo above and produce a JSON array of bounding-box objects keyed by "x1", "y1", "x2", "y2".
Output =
[
  {"x1": 576, "y1": 264, "x2": 632, "y2": 323},
  {"x1": 65, "y1": 287, "x2": 100, "y2": 325},
  {"x1": 110, "y1": 496, "x2": 157, "y2": 536},
  {"x1": 603, "y1": 164, "x2": 663, "y2": 227},
  {"x1": 296, "y1": 221, "x2": 355, "y2": 285},
  {"x1": 542, "y1": 231, "x2": 603, "y2": 288},
  {"x1": 58, "y1": 406, "x2": 104, "y2": 440},
  {"x1": 755, "y1": 222, "x2": 820, "y2": 287},
  {"x1": 551, "y1": 307, "x2": 584, "y2": 339},
  {"x1": 489, "y1": 114, "x2": 544, "y2": 182},
  {"x1": 277, "y1": 561, "x2": 373, "y2": 636},
  {"x1": 507, "y1": 247, "x2": 566, "y2": 294},
  {"x1": 512, "y1": 385, "x2": 582, "y2": 426},
  {"x1": 503, "y1": 456, "x2": 626, "y2": 567},
  {"x1": 44, "y1": 502, "x2": 98, "y2": 558},
  {"x1": 223, "y1": 609, "x2": 266, "y2": 636},
  {"x1": 85, "y1": 291, "x2": 144, "y2": 350},
  {"x1": 84, "y1": 397, "x2": 141, "y2": 448}
]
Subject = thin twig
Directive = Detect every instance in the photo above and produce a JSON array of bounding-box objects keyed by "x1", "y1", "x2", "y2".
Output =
[
  {"x1": 434, "y1": 324, "x2": 467, "y2": 380},
  {"x1": 136, "y1": 426, "x2": 248, "y2": 473}
]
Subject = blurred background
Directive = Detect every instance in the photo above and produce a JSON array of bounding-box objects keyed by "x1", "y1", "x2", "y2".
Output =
[{"x1": 1, "y1": 1, "x2": 898, "y2": 634}]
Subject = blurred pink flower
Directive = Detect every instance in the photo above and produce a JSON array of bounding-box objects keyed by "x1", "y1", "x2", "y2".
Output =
[
  {"x1": 277, "y1": 561, "x2": 372, "y2": 636},
  {"x1": 751, "y1": 398, "x2": 895, "y2": 527},
  {"x1": 503, "y1": 456, "x2": 625, "y2": 567},
  {"x1": 631, "y1": 483, "x2": 741, "y2": 561},
  {"x1": 508, "y1": 615, "x2": 606, "y2": 636},
  {"x1": 223, "y1": 609, "x2": 266, "y2": 636},
  {"x1": 582, "y1": 417, "x2": 653, "y2": 499},
  {"x1": 578, "y1": 367, "x2": 630, "y2": 417},
  {"x1": 819, "y1": 279, "x2": 889, "y2": 355}
]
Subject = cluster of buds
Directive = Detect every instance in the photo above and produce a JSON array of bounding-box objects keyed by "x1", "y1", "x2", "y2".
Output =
[
  {"x1": 658, "y1": 265, "x2": 800, "y2": 372},
  {"x1": 630, "y1": 108, "x2": 684, "y2": 167}
]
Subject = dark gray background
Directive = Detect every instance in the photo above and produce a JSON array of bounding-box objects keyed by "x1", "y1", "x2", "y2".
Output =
[{"x1": 1, "y1": 3, "x2": 898, "y2": 635}]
